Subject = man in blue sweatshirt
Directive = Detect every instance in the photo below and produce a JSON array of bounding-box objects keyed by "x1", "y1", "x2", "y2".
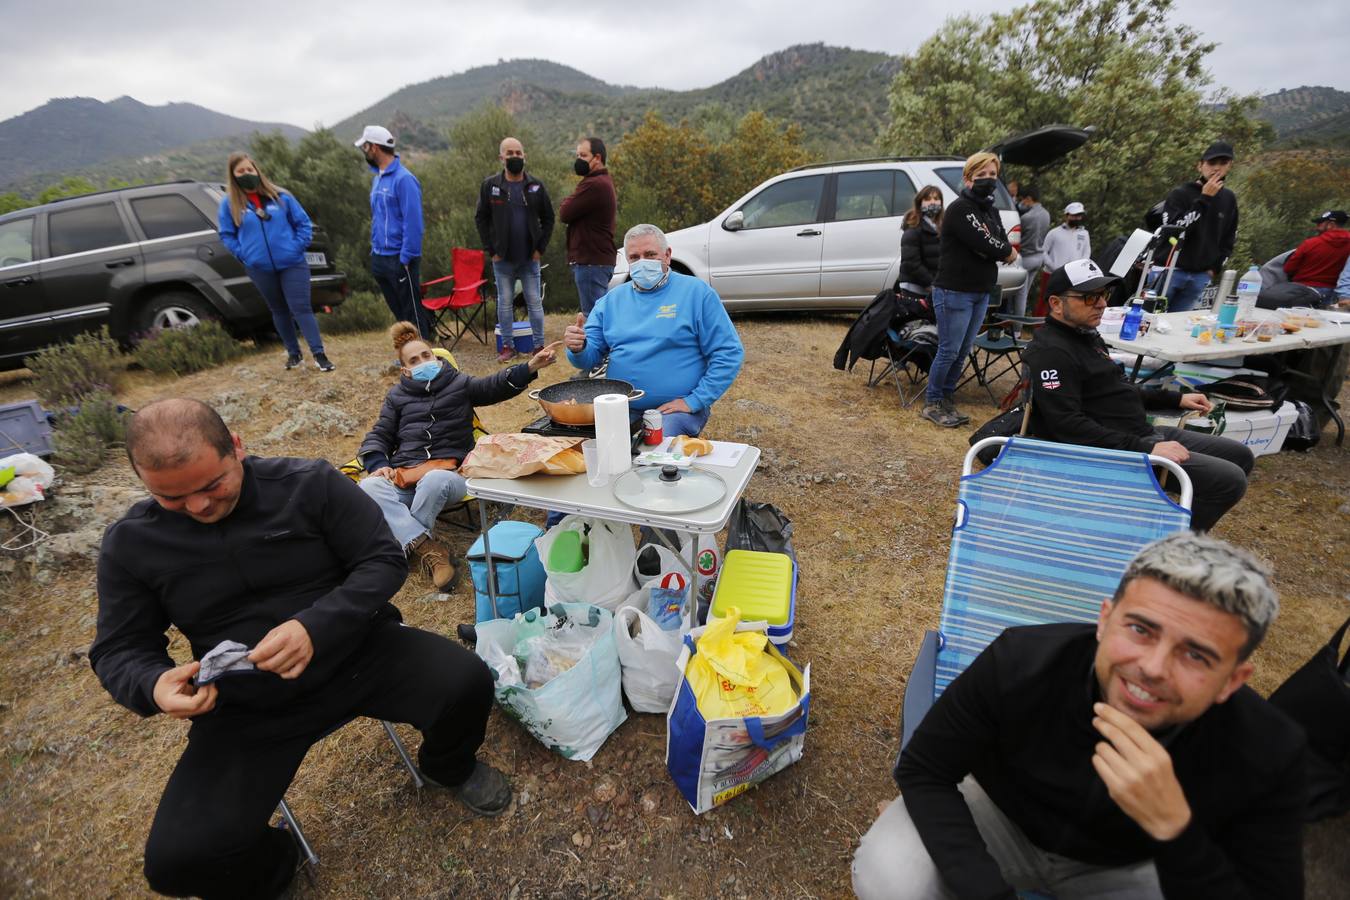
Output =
[
  {"x1": 563, "y1": 223, "x2": 744, "y2": 438},
  {"x1": 356, "y1": 125, "x2": 432, "y2": 339}
]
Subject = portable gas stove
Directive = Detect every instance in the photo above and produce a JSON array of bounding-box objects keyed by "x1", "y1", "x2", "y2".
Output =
[{"x1": 520, "y1": 414, "x2": 646, "y2": 455}]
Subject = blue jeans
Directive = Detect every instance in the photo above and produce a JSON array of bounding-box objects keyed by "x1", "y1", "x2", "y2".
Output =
[
  {"x1": 1158, "y1": 268, "x2": 1211, "y2": 312},
  {"x1": 359, "y1": 468, "x2": 466, "y2": 548},
  {"x1": 572, "y1": 263, "x2": 615, "y2": 316},
  {"x1": 245, "y1": 265, "x2": 324, "y2": 357},
  {"x1": 492, "y1": 258, "x2": 544, "y2": 350},
  {"x1": 371, "y1": 254, "x2": 432, "y2": 340},
  {"x1": 927, "y1": 287, "x2": 991, "y2": 405}
]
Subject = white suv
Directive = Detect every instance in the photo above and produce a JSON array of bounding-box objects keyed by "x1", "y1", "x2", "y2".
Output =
[{"x1": 610, "y1": 157, "x2": 1026, "y2": 312}]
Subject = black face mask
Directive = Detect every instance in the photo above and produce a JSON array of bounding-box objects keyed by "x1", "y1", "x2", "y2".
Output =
[
  {"x1": 363, "y1": 151, "x2": 379, "y2": 168},
  {"x1": 505, "y1": 157, "x2": 525, "y2": 175},
  {"x1": 573, "y1": 158, "x2": 591, "y2": 177},
  {"x1": 1067, "y1": 218, "x2": 1085, "y2": 228},
  {"x1": 972, "y1": 177, "x2": 998, "y2": 199},
  {"x1": 234, "y1": 173, "x2": 261, "y2": 192}
]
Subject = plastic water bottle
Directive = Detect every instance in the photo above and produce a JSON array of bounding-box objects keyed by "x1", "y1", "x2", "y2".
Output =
[
  {"x1": 1119, "y1": 298, "x2": 1145, "y2": 341},
  {"x1": 1236, "y1": 265, "x2": 1261, "y2": 320}
]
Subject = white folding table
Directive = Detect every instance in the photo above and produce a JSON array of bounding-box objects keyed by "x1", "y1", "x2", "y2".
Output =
[{"x1": 466, "y1": 446, "x2": 761, "y2": 624}]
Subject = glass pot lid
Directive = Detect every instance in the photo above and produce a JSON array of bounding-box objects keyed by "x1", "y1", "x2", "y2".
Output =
[{"x1": 612, "y1": 464, "x2": 727, "y2": 514}]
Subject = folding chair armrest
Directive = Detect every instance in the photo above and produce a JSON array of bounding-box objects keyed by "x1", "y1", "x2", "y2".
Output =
[
  {"x1": 996, "y1": 314, "x2": 1045, "y2": 327},
  {"x1": 457, "y1": 277, "x2": 488, "y2": 292},
  {"x1": 899, "y1": 629, "x2": 940, "y2": 758}
]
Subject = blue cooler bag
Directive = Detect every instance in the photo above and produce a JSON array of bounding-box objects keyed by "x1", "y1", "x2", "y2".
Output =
[{"x1": 468, "y1": 521, "x2": 547, "y2": 622}]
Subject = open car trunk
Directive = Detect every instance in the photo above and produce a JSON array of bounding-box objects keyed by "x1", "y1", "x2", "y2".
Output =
[{"x1": 987, "y1": 124, "x2": 1095, "y2": 168}]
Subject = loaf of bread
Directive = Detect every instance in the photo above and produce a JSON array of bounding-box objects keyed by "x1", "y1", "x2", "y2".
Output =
[
  {"x1": 672, "y1": 435, "x2": 713, "y2": 457},
  {"x1": 549, "y1": 447, "x2": 587, "y2": 474}
]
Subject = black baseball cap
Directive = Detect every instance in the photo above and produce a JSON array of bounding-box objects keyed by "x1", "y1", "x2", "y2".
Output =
[
  {"x1": 1045, "y1": 259, "x2": 1121, "y2": 297},
  {"x1": 1201, "y1": 140, "x2": 1235, "y2": 162},
  {"x1": 1313, "y1": 210, "x2": 1348, "y2": 225}
]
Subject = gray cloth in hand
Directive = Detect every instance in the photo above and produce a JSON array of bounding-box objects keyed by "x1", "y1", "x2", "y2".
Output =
[{"x1": 195, "y1": 640, "x2": 257, "y2": 685}]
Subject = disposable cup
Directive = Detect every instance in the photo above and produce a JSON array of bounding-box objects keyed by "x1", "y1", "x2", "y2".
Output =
[{"x1": 581, "y1": 439, "x2": 608, "y2": 487}]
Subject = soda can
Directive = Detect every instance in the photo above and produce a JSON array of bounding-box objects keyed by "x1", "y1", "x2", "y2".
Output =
[{"x1": 642, "y1": 409, "x2": 663, "y2": 445}]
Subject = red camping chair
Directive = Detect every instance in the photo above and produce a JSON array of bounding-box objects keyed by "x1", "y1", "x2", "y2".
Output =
[{"x1": 422, "y1": 248, "x2": 490, "y2": 350}]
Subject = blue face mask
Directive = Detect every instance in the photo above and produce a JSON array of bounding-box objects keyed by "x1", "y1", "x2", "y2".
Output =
[
  {"x1": 629, "y1": 258, "x2": 666, "y2": 291},
  {"x1": 409, "y1": 360, "x2": 441, "y2": 382}
]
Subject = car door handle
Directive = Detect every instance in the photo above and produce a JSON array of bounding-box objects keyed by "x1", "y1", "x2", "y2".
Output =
[
  {"x1": 796, "y1": 228, "x2": 821, "y2": 237},
  {"x1": 3, "y1": 276, "x2": 34, "y2": 287},
  {"x1": 104, "y1": 257, "x2": 136, "y2": 269}
]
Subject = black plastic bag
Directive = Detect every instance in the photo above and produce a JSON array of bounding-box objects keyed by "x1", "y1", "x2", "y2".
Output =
[
  {"x1": 1269, "y1": 617, "x2": 1350, "y2": 821},
  {"x1": 1282, "y1": 401, "x2": 1321, "y2": 452},
  {"x1": 725, "y1": 499, "x2": 796, "y2": 566}
]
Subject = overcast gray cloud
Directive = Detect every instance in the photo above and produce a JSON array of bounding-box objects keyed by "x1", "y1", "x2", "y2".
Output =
[{"x1": 3, "y1": 0, "x2": 1347, "y2": 127}]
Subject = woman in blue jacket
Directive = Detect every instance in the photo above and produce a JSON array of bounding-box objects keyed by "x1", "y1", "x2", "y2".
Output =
[{"x1": 218, "y1": 152, "x2": 334, "y2": 371}]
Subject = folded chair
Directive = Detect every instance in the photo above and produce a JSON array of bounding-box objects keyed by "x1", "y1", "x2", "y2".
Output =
[
  {"x1": 900, "y1": 436, "x2": 1193, "y2": 750},
  {"x1": 868, "y1": 322, "x2": 938, "y2": 408},
  {"x1": 422, "y1": 248, "x2": 491, "y2": 350},
  {"x1": 956, "y1": 302, "x2": 1044, "y2": 406}
]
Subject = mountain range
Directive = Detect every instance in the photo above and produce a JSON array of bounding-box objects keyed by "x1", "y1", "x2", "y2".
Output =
[{"x1": 1, "y1": 46, "x2": 1345, "y2": 195}]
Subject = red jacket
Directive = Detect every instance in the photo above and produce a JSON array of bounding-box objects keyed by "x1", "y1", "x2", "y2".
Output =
[
  {"x1": 1284, "y1": 228, "x2": 1350, "y2": 288},
  {"x1": 558, "y1": 169, "x2": 617, "y2": 265}
]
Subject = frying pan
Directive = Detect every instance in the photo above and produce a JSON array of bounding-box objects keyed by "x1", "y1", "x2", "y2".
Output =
[{"x1": 527, "y1": 379, "x2": 646, "y2": 426}]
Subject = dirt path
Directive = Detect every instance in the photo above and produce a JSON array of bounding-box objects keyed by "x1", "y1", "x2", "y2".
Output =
[{"x1": 1, "y1": 314, "x2": 1347, "y2": 898}]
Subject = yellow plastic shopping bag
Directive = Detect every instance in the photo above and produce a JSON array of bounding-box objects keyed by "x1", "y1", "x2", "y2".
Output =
[{"x1": 686, "y1": 607, "x2": 797, "y2": 719}]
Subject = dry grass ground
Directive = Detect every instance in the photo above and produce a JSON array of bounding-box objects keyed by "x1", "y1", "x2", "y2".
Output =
[{"x1": 0, "y1": 313, "x2": 1347, "y2": 899}]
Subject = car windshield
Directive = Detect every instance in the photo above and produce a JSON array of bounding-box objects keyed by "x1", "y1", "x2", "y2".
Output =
[{"x1": 933, "y1": 166, "x2": 1015, "y2": 211}]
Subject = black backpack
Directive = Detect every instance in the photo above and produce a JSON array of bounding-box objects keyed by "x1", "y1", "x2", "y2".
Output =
[
  {"x1": 1269, "y1": 618, "x2": 1350, "y2": 821},
  {"x1": 1199, "y1": 375, "x2": 1288, "y2": 412}
]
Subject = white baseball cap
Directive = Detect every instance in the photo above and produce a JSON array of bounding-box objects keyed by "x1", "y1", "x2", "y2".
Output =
[
  {"x1": 1064, "y1": 202, "x2": 1086, "y2": 215},
  {"x1": 354, "y1": 125, "x2": 395, "y2": 149}
]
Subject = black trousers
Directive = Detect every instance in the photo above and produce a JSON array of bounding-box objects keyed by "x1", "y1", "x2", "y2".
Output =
[
  {"x1": 370, "y1": 254, "x2": 432, "y2": 340},
  {"x1": 143, "y1": 622, "x2": 492, "y2": 899},
  {"x1": 1154, "y1": 426, "x2": 1255, "y2": 531}
]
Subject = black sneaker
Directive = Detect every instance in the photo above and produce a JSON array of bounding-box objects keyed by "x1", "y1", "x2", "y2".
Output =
[
  {"x1": 284, "y1": 353, "x2": 303, "y2": 370},
  {"x1": 940, "y1": 397, "x2": 971, "y2": 425},
  {"x1": 423, "y1": 760, "x2": 512, "y2": 817},
  {"x1": 919, "y1": 403, "x2": 961, "y2": 428},
  {"x1": 314, "y1": 353, "x2": 335, "y2": 372}
]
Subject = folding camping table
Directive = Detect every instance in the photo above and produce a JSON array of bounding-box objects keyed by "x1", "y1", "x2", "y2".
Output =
[
  {"x1": 465, "y1": 446, "x2": 761, "y2": 626},
  {"x1": 1100, "y1": 309, "x2": 1350, "y2": 445}
]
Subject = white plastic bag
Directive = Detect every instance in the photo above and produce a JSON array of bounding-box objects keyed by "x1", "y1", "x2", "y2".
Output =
[
  {"x1": 614, "y1": 606, "x2": 682, "y2": 714},
  {"x1": 0, "y1": 452, "x2": 55, "y2": 508},
  {"x1": 632, "y1": 533, "x2": 721, "y2": 588},
  {"x1": 476, "y1": 603, "x2": 626, "y2": 761},
  {"x1": 536, "y1": 516, "x2": 637, "y2": 611}
]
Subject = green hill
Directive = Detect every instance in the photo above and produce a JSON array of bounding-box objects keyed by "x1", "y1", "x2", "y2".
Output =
[{"x1": 1255, "y1": 85, "x2": 1350, "y2": 147}]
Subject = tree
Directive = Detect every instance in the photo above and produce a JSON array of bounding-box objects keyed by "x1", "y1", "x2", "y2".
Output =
[
  {"x1": 1228, "y1": 151, "x2": 1350, "y2": 267},
  {"x1": 38, "y1": 177, "x2": 98, "y2": 204},
  {"x1": 881, "y1": 0, "x2": 1272, "y2": 242}
]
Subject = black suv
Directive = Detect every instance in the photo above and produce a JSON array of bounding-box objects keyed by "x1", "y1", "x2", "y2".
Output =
[{"x1": 0, "y1": 180, "x2": 347, "y2": 369}]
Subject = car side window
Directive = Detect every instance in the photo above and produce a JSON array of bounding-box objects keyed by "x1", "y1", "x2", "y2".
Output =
[
  {"x1": 738, "y1": 175, "x2": 824, "y2": 229},
  {"x1": 131, "y1": 195, "x2": 213, "y2": 240},
  {"x1": 0, "y1": 218, "x2": 34, "y2": 268},
  {"x1": 893, "y1": 172, "x2": 918, "y2": 217},
  {"x1": 833, "y1": 171, "x2": 896, "y2": 222},
  {"x1": 48, "y1": 203, "x2": 130, "y2": 257}
]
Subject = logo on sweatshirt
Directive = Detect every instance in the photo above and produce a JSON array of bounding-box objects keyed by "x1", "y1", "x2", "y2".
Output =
[{"x1": 656, "y1": 304, "x2": 677, "y2": 319}]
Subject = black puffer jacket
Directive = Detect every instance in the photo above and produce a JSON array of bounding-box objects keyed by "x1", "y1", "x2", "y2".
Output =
[
  {"x1": 359, "y1": 361, "x2": 536, "y2": 470},
  {"x1": 899, "y1": 218, "x2": 942, "y2": 289}
]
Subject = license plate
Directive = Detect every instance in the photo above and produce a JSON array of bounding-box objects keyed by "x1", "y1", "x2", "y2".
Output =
[{"x1": 305, "y1": 252, "x2": 326, "y2": 267}]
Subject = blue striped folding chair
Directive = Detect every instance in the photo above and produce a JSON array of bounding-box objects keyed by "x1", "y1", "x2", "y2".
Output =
[{"x1": 900, "y1": 436, "x2": 1193, "y2": 749}]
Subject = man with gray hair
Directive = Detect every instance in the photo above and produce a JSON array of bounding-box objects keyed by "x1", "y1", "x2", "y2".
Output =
[
  {"x1": 854, "y1": 532, "x2": 1305, "y2": 900},
  {"x1": 563, "y1": 223, "x2": 744, "y2": 439}
]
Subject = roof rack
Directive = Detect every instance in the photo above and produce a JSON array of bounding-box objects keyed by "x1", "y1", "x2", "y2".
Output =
[
  {"x1": 784, "y1": 156, "x2": 963, "y2": 173},
  {"x1": 38, "y1": 179, "x2": 202, "y2": 207}
]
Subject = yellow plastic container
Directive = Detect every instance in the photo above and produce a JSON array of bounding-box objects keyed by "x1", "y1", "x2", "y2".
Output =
[{"x1": 709, "y1": 550, "x2": 796, "y2": 644}]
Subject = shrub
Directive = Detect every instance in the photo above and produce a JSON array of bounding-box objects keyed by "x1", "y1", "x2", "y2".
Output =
[
  {"x1": 24, "y1": 328, "x2": 126, "y2": 407},
  {"x1": 322, "y1": 290, "x2": 395, "y2": 335},
  {"x1": 134, "y1": 321, "x2": 246, "y2": 375},
  {"x1": 50, "y1": 390, "x2": 129, "y2": 475}
]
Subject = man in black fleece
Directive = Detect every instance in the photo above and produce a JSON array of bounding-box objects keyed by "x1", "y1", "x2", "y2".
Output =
[
  {"x1": 90, "y1": 399, "x2": 509, "y2": 900},
  {"x1": 1024, "y1": 260, "x2": 1253, "y2": 532},
  {"x1": 1152, "y1": 140, "x2": 1239, "y2": 312},
  {"x1": 853, "y1": 532, "x2": 1305, "y2": 900}
]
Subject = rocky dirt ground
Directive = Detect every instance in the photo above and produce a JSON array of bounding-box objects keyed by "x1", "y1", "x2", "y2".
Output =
[{"x1": 0, "y1": 313, "x2": 1347, "y2": 899}]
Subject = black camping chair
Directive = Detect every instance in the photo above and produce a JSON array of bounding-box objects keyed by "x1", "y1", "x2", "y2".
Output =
[{"x1": 869, "y1": 322, "x2": 938, "y2": 408}]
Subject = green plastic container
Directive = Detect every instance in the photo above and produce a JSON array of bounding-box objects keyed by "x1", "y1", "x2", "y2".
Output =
[{"x1": 547, "y1": 530, "x2": 586, "y2": 573}]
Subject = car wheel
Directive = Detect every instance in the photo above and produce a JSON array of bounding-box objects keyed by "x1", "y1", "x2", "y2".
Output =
[{"x1": 136, "y1": 291, "x2": 216, "y2": 334}]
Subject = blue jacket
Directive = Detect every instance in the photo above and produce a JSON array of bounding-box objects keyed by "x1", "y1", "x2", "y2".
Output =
[
  {"x1": 369, "y1": 156, "x2": 423, "y2": 263},
  {"x1": 216, "y1": 192, "x2": 312, "y2": 271},
  {"x1": 565, "y1": 272, "x2": 744, "y2": 413}
]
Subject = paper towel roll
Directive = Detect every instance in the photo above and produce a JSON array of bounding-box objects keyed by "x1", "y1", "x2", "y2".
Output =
[{"x1": 592, "y1": 393, "x2": 632, "y2": 476}]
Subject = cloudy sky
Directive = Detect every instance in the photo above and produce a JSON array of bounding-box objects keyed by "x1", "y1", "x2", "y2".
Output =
[{"x1": 3, "y1": 0, "x2": 1346, "y2": 127}]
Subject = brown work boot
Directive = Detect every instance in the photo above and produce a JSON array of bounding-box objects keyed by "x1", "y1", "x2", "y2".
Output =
[{"x1": 408, "y1": 533, "x2": 458, "y2": 592}]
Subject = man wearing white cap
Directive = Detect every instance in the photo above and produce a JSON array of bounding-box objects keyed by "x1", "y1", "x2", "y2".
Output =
[
  {"x1": 355, "y1": 125, "x2": 432, "y2": 339},
  {"x1": 1041, "y1": 202, "x2": 1092, "y2": 273}
]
